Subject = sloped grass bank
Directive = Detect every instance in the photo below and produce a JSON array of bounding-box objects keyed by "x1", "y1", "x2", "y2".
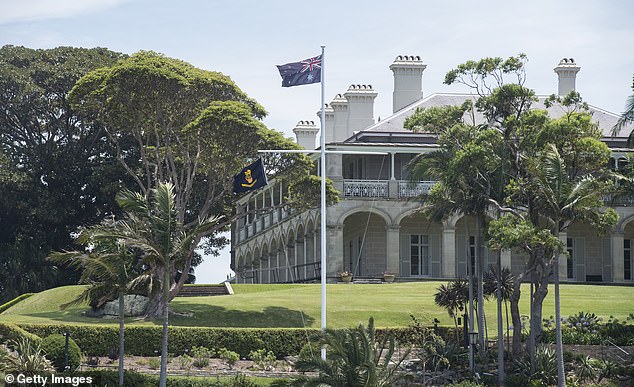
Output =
[{"x1": 1, "y1": 283, "x2": 633, "y2": 333}]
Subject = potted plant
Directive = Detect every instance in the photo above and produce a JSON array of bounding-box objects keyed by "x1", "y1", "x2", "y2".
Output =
[
  {"x1": 338, "y1": 271, "x2": 353, "y2": 283},
  {"x1": 383, "y1": 272, "x2": 396, "y2": 283}
]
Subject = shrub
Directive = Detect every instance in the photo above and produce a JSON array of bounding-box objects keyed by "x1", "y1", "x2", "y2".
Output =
[
  {"x1": 173, "y1": 354, "x2": 192, "y2": 371},
  {"x1": 1, "y1": 337, "x2": 54, "y2": 373},
  {"x1": 218, "y1": 347, "x2": 239, "y2": 369},
  {"x1": 248, "y1": 348, "x2": 276, "y2": 370},
  {"x1": 41, "y1": 334, "x2": 82, "y2": 372},
  {"x1": 0, "y1": 322, "x2": 41, "y2": 345},
  {"x1": 190, "y1": 346, "x2": 211, "y2": 368},
  {"x1": 512, "y1": 345, "x2": 557, "y2": 386},
  {"x1": 147, "y1": 357, "x2": 161, "y2": 370}
]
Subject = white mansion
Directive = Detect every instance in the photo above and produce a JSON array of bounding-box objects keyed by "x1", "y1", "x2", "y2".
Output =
[{"x1": 230, "y1": 56, "x2": 634, "y2": 284}]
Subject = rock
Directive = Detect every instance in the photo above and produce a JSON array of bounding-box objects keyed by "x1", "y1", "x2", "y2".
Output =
[{"x1": 87, "y1": 295, "x2": 149, "y2": 317}]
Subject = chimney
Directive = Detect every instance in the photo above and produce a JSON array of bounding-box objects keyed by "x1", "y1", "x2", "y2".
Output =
[
  {"x1": 389, "y1": 55, "x2": 426, "y2": 113},
  {"x1": 316, "y1": 103, "x2": 335, "y2": 144},
  {"x1": 344, "y1": 84, "x2": 377, "y2": 137},
  {"x1": 553, "y1": 58, "x2": 580, "y2": 96},
  {"x1": 329, "y1": 93, "x2": 349, "y2": 143},
  {"x1": 293, "y1": 120, "x2": 319, "y2": 149}
]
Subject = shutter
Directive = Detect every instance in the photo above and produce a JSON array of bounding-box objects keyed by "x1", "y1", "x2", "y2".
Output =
[
  {"x1": 431, "y1": 234, "x2": 441, "y2": 276},
  {"x1": 575, "y1": 237, "x2": 585, "y2": 281},
  {"x1": 400, "y1": 233, "x2": 411, "y2": 276}
]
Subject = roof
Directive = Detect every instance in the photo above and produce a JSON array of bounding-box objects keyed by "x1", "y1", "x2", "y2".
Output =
[{"x1": 354, "y1": 92, "x2": 633, "y2": 144}]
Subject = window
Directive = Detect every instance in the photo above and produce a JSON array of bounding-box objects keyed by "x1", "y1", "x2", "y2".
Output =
[
  {"x1": 567, "y1": 238, "x2": 574, "y2": 279},
  {"x1": 625, "y1": 239, "x2": 632, "y2": 281},
  {"x1": 410, "y1": 235, "x2": 429, "y2": 276}
]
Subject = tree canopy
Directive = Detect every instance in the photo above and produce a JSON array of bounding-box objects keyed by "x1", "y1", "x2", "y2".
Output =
[{"x1": 0, "y1": 45, "x2": 129, "y2": 302}]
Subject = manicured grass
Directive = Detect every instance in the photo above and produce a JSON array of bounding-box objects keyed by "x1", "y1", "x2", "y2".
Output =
[{"x1": 1, "y1": 283, "x2": 632, "y2": 336}]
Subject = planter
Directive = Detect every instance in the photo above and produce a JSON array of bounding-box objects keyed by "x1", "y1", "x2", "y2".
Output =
[
  {"x1": 383, "y1": 274, "x2": 396, "y2": 283},
  {"x1": 340, "y1": 275, "x2": 353, "y2": 283}
]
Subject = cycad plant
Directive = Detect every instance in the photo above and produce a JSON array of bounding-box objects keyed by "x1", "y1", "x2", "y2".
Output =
[
  {"x1": 0, "y1": 337, "x2": 54, "y2": 374},
  {"x1": 289, "y1": 318, "x2": 409, "y2": 387}
]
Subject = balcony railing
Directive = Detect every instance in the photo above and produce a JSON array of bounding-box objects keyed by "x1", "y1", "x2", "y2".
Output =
[
  {"x1": 398, "y1": 181, "x2": 436, "y2": 198},
  {"x1": 343, "y1": 180, "x2": 389, "y2": 198}
]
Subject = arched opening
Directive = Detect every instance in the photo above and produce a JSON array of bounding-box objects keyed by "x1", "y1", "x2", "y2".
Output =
[
  {"x1": 398, "y1": 212, "x2": 443, "y2": 277},
  {"x1": 343, "y1": 212, "x2": 387, "y2": 276}
]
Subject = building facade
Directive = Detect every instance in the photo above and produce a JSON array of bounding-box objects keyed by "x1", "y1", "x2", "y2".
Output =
[{"x1": 231, "y1": 56, "x2": 634, "y2": 284}]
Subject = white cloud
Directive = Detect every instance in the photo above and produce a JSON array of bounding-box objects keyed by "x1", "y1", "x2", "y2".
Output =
[{"x1": 0, "y1": 0, "x2": 128, "y2": 24}]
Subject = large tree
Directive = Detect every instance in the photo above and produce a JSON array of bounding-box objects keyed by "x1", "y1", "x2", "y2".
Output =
[
  {"x1": 0, "y1": 45, "x2": 130, "y2": 302},
  {"x1": 68, "y1": 51, "x2": 333, "y2": 318}
]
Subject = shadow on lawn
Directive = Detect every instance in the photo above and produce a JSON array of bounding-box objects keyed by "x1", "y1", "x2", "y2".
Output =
[
  {"x1": 168, "y1": 304, "x2": 316, "y2": 328},
  {"x1": 12, "y1": 305, "x2": 316, "y2": 328}
]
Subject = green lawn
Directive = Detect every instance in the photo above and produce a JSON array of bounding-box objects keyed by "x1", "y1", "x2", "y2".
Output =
[{"x1": 1, "y1": 283, "x2": 633, "y2": 336}]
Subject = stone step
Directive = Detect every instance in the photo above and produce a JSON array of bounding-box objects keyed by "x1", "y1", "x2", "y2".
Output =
[{"x1": 177, "y1": 283, "x2": 233, "y2": 297}]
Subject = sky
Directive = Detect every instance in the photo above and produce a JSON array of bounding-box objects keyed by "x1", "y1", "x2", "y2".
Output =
[{"x1": 1, "y1": 0, "x2": 633, "y2": 283}]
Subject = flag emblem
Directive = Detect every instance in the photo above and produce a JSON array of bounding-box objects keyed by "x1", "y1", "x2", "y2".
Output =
[
  {"x1": 277, "y1": 54, "x2": 322, "y2": 87},
  {"x1": 233, "y1": 158, "x2": 268, "y2": 193}
]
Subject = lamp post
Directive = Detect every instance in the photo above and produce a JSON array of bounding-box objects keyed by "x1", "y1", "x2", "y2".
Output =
[{"x1": 469, "y1": 330, "x2": 478, "y2": 373}]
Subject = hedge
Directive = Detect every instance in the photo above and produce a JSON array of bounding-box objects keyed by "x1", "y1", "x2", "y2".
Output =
[
  {"x1": 0, "y1": 322, "x2": 41, "y2": 344},
  {"x1": 0, "y1": 293, "x2": 34, "y2": 314},
  {"x1": 18, "y1": 324, "x2": 458, "y2": 358}
]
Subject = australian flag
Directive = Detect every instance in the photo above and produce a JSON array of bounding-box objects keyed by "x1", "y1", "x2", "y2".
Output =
[
  {"x1": 276, "y1": 55, "x2": 322, "y2": 87},
  {"x1": 233, "y1": 158, "x2": 268, "y2": 194}
]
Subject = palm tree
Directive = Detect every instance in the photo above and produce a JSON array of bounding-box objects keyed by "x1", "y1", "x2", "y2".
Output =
[
  {"x1": 48, "y1": 219, "x2": 138, "y2": 386},
  {"x1": 484, "y1": 265, "x2": 515, "y2": 357},
  {"x1": 113, "y1": 182, "x2": 220, "y2": 387},
  {"x1": 527, "y1": 144, "x2": 616, "y2": 387},
  {"x1": 290, "y1": 318, "x2": 409, "y2": 387},
  {"x1": 611, "y1": 75, "x2": 634, "y2": 145},
  {"x1": 434, "y1": 279, "x2": 468, "y2": 341}
]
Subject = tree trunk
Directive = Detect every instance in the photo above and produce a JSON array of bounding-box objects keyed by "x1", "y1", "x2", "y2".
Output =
[
  {"x1": 159, "y1": 267, "x2": 169, "y2": 387},
  {"x1": 476, "y1": 215, "x2": 486, "y2": 352},
  {"x1": 530, "y1": 267, "x2": 550, "y2": 359},
  {"x1": 554, "y1": 252, "x2": 566, "y2": 386},
  {"x1": 118, "y1": 291, "x2": 125, "y2": 387},
  {"x1": 496, "y1": 252, "x2": 505, "y2": 386},
  {"x1": 509, "y1": 276, "x2": 522, "y2": 357}
]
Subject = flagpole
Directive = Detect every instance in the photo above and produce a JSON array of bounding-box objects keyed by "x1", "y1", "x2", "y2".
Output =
[{"x1": 319, "y1": 44, "x2": 327, "y2": 360}]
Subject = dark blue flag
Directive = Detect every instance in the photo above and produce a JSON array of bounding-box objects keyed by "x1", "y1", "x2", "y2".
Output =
[
  {"x1": 233, "y1": 158, "x2": 268, "y2": 193},
  {"x1": 276, "y1": 55, "x2": 322, "y2": 87}
]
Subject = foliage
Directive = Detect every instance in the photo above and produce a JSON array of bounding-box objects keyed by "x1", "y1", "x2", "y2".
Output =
[
  {"x1": 0, "y1": 322, "x2": 41, "y2": 345},
  {"x1": 434, "y1": 279, "x2": 468, "y2": 341},
  {"x1": 41, "y1": 333, "x2": 81, "y2": 372},
  {"x1": 190, "y1": 346, "x2": 212, "y2": 368},
  {"x1": 290, "y1": 318, "x2": 410, "y2": 387},
  {"x1": 148, "y1": 357, "x2": 161, "y2": 370},
  {"x1": 611, "y1": 74, "x2": 634, "y2": 145},
  {"x1": 575, "y1": 355, "x2": 598, "y2": 383},
  {"x1": 248, "y1": 348, "x2": 277, "y2": 370},
  {"x1": 0, "y1": 45, "x2": 131, "y2": 304},
  {"x1": 512, "y1": 345, "x2": 558, "y2": 386},
  {"x1": 0, "y1": 336, "x2": 54, "y2": 373},
  {"x1": 68, "y1": 51, "x2": 331, "y2": 317},
  {"x1": 217, "y1": 347, "x2": 240, "y2": 369},
  {"x1": 0, "y1": 293, "x2": 34, "y2": 314},
  {"x1": 173, "y1": 354, "x2": 193, "y2": 371}
]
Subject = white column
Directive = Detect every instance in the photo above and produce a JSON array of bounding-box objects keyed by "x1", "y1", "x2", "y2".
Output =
[
  {"x1": 500, "y1": 249, "x2": 512, "y2": 270},
  {"x1": 327, "y1": 224, "x2": 344, "y2": 278},
  {"x1": 611, "y1": 232, "x2": 625, "y2": 282},
  {"x1": 386, "y1": 225, "x2": 400, "y2": 274},
  {"x1": 390, "y1": 152, "x2": 396, "y2": 180},
  {"x1": 559, "y1": 232, "x2": 568, "y2": 281},
  {"x1": 442, "y1": 226, "x2": 456, "y2": 277}
]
